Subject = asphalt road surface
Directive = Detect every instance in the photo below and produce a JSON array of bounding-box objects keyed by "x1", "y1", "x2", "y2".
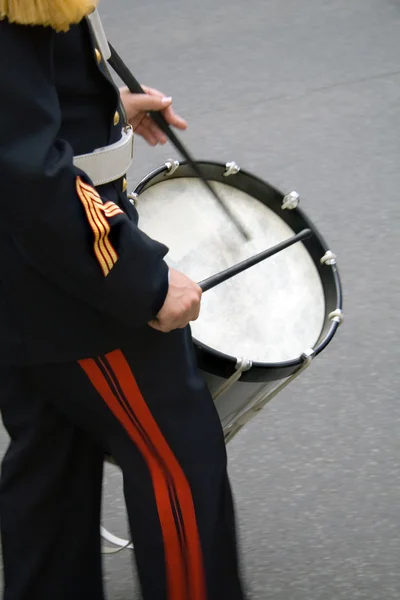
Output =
[{"x1": 1, "y1": 1, "x2": 400, "y2": 599}]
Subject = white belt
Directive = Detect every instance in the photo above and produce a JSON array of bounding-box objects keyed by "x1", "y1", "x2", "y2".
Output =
[{"x1": 73, "y1": 126, "x2": 134, "y2": 187}]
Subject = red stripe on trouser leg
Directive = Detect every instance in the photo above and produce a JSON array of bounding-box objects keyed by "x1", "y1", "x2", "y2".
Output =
[
  {"x1": 105, "y1": 350, "x2": 207, "y2": 600},
  {"x1": 79, "y1": 358, "x2": 187, "y2": 600},
  {"x1": 96, "y1": 356, "x2": 189, "y2": 586}
]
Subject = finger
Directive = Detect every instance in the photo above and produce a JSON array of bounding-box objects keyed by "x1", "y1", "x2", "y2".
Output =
[
  {"x1": 148, "y1": 317, "x2": 181, "y2": 333},
  {"x1": 136, "y1": 130, "x2": 158, "y2": 146},
  {"x1": 149, "y1": 315, "x2": 190, "y2": 332},
  {"x1": 135, "y1": 123, "x2": 159, "y2": 146},
  {"x1": 190, "y1": 292, "x2": 202, "y2": 322},
  {"x1": 141, "y1": 85, "x2": 188, "y2": 130},
  {"x1": 141, "y1": 115, "x2": 168, "y2": 144},
  {"x1": 141, "y1": 85, "x2": 166, "y2": 99},
  {"x1": 126, "y1": 93, "x2": 173, "y2": 115},
  {"x1": 161, "y1": 105, "x2": 188, "y2": 130},
  {"x1": 148, "y1": 319, "x2": 169, "y2": 332},
  {"x1": 189, "y1": 304, "x2": 201, "y2": 323},
  {"x1": 137, "y1": 121, "x2": 167, "y2": 145}
]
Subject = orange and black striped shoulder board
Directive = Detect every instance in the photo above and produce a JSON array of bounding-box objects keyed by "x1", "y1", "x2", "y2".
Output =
[
  {"x1": 76, "y1": 176, "x2": 124, "y2": 277},
  {"x1": 0, "y1": 0, "x2": 98, "y2": 31}
]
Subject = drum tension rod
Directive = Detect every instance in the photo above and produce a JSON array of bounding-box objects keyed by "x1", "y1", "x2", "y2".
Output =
[
  {"x1": 199, "y1": 228, "x2": 313, "y2": 292},
  {"x1": 107, "y1": 44, "x2": 250, "y2": 242}
]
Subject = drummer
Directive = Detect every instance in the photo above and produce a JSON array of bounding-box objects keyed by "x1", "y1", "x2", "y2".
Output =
[{"x1": 0, "y1": 2, "x2": 246, "y2": 600}]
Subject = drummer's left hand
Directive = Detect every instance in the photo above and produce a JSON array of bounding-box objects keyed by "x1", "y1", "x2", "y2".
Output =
[{"x1": 119, "y1": 85, "x2": 188, "y2": 146}]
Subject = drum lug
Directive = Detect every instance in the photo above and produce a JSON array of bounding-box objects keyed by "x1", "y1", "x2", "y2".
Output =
[
  {"x1": 282, "y1": 191, "x2": 300, "y2": 210},
  {"x1": 236, "y1": 357, "x2": 253, "y2": 371},
  {"x1": 329, "y1": 308, "x2": 344, "y2": 325},
  {"x1": 212, "y1": 357, "x2": 252, "y2": 401},
  {"x1": 320, "y1": 250, "x2": 337, "y2": 266},
  {"x1": 223, "y1": 161, "x2": 241, "y2": 177},
  {"x1": 127, "y1": 192, "x2": 138, "y2": 206},
  {"x1": 164, "y1": 159, "x2": 180, "y2": 176}
]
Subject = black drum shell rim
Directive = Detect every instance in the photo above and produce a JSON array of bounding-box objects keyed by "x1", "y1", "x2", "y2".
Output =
[{"x1": 134, "y1": 161, "x2": 343, "y2": 383}]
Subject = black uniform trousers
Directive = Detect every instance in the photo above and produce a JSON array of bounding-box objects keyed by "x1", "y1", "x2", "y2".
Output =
[{"x1": 0, "y1": 327, "x2": 245, "y2": 600}]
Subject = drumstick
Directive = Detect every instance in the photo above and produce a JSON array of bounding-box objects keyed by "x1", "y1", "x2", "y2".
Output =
[
  {"x1": 199, "y1": 229, "x2": 313, "y2": 292},
  {"x1": 107, "y1": 43, "x2": 250, "y2": 241}
]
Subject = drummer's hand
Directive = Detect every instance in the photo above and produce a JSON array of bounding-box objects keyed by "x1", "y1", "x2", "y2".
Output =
[
  {"x1": 119, "y1": 85, "x2": 188, "y2": 146},
  {"x1": 148, "y1": 268, "x2": 202, "y2": 333}
]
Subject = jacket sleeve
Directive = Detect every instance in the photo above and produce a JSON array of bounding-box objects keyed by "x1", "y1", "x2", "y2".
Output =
[{"x1": 0, "y1": 20, "x2": 169, "y2": 328}]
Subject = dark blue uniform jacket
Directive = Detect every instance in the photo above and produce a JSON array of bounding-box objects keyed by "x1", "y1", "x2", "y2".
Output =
[{"x1": 0, "y1": 18, "x2": 170, "y2": 364}]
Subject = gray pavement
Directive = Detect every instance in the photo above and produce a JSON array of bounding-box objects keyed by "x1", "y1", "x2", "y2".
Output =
[{"x1": 1, "y1": 0, "x2": 400, "y2": 598}]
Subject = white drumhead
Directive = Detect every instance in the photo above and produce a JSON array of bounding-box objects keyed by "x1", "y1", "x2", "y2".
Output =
[{"x1": 138, "y1": 177, "x2": 325, "y2": 363}]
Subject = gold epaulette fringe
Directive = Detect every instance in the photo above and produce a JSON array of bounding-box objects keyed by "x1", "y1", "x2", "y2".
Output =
[{"x1": 0, "y1": 0, "x2": 98, "y2": 31}]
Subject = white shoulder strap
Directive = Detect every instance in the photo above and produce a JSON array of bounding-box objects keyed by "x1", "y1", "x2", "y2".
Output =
[{"x1": 87, "y1": 8, "x2": 111, "y2": 60}]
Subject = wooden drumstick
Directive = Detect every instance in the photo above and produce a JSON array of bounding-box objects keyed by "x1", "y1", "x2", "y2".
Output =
[
  {"x1": 107, "y1": 43, "x2": 250, "y2": 241},
  {"x1": 199, "y1": 229, "x2": 313, "y2": 292}
]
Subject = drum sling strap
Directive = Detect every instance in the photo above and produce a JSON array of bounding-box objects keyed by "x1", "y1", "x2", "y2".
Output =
[{"x1": 87, "y1": 10, "x2": 249, "y2": 240}]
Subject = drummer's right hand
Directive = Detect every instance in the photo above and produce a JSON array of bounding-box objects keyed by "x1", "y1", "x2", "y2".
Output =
[{"x1": 148, "y1": 268, "x2": 202, "y2": 333}]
